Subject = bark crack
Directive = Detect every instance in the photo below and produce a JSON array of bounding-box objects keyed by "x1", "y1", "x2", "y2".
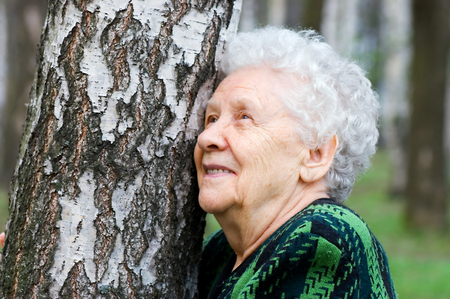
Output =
[
  {"x1": 94, "y1": 150, "x2": 119, "y2": 281},
  {"x1": 1, "y1": 1, "x2": 241, "y2": 297}
]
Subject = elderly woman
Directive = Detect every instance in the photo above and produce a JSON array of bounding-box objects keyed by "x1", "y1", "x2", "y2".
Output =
[{"x1": 195, "y1": 27, "x2": 396, "y2": 299}]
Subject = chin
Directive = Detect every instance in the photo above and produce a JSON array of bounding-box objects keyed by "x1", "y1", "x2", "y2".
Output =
[
  {"x1": 199, "y1": 198, "x2": 222, "y2": 214},
  {"x1": 198, "y1": 192, "x2": 231, "y2": 214}
]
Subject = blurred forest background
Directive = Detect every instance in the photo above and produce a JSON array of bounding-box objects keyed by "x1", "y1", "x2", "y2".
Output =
[{"x1": 0, "y1": 0, "x2": 449, "y2": 297}]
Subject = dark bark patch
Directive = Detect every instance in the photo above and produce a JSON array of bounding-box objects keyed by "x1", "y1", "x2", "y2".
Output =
[
  {"x1": 60, "y1": 261, "x2": 96, "y2": 298},
  {"x1": 74, "y1": 0, "x2": 94, "y2": 12},
  {"x1": 101, "y1": 3, "x2": 142, "y2": 91},
  {"x1": 93, "y1": 151, "x2": 119, "y2": 281},
  {"x1": 81, "y1": 9, "x2": 99, "y2": 39}
]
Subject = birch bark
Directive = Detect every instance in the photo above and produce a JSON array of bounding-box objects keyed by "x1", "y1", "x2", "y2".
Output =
[{"x1": 0, "y1": 0, "x2": 241, "y2": 297}]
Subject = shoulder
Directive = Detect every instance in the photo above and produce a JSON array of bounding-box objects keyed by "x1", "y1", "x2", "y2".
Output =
[
  {"x1": 270, "y1": 199, "x2": 373, "y2": 256},
  {"x1": 239, "y1": 199, "x2": 396, "y2": 298},
  {"x1": 279, "y1": 199, "x2": 396, "y2": 298},
  {"x1": 294, "y1": 199, "x2": 373, "y2": 247},
  {"x1": 198, "y1": 200, "x2": 397, "y2": 299}
]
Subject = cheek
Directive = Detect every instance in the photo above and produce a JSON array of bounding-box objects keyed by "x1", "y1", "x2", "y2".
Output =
[
  {"x1": 194, "y1": 143, "x2": 202, "y2": 166},
  {"x1": 194, "y1": 144, "x2": 203, "y2": 184},
  {"x1": 236, "y1": 134, "x2": 283, "y2": 167},
  {"x1": 238, "y1": 134, "x2": 303, "y2": 179}
]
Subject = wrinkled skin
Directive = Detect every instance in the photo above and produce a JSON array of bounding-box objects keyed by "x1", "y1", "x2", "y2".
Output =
[{"x1": 194, "y1": 67, "x2": 308, "y2": 216}]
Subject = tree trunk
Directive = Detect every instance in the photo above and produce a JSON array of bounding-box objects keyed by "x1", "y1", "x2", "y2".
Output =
[
  {"x1": 322, "y1": 0, "x2": 360, "y2": 56},
  {"x1": 239, "y1": 0, "x2": 256, "y2": 32},
  {"x1": 0, "y1": 0, "x2": 47, "y2": 190},
  {"x1": 285, "y1": 0, "x2": 324, "y2": 33},
  {"x1": 0, "y1": 0, "x2": 6, "y2": 175},
  {"x1": 267, "y1": 0, "x2": 287, "y2": 26},
  {"x1": 302, "y1": 0, "x2": 324, "y2": 32},
  {"x1": 406, "y1": 0, "x2": 449, "y2": 230},
  {"x1": 380, "y1": 0, "x2": 411, "y2": 196},
  {"x1": 0, "y1": 0, "x2": 241, "y2": 297}
]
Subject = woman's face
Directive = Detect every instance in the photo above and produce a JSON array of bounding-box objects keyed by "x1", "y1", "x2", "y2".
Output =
[{"x1": 194, "y1": 67, "x2": 309, "y2": 215}]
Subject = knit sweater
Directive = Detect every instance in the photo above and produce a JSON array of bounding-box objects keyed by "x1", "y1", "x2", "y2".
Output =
[{"x1": 198, "y1": 199, "x2": 397, "y2": 299}]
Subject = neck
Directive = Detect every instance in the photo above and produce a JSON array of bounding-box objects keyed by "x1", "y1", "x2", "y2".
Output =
[{"x1": 214, "y1": 182, "x2": 329, "y2": 270}]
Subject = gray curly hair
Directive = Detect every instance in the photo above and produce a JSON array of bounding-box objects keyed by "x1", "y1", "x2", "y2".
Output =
[{"x1": 219, "y1": 27, "x2": 379, "y2": 202}]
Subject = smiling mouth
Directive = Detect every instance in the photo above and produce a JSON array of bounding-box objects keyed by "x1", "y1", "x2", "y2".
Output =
[{"x1": 206, "y1": 169, "x2": 233, "y2": 174}]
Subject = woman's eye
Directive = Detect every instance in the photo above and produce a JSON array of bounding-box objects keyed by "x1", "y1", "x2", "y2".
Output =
[
  {"x1": 206, "y1": 115, "x2": 218, "y2": 124},
  {"x1": 241, "y1": 115, "x2": 250, "y2": 120}
]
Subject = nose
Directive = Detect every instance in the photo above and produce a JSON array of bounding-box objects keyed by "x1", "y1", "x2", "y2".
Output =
[{"x1": 197, "y1": 119, "x2": 229, "y2": 152}]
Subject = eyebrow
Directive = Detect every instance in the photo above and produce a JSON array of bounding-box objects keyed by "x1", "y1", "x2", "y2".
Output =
[
  {"x1": 205, "y1": 91, "x2": 260, "y2": 113},
  {"x1": 205, "y1": 99, "x2": 218, "y2": 112},
  {"x1": 233, "y1": 97, "x2": 253, "y2": 107}
]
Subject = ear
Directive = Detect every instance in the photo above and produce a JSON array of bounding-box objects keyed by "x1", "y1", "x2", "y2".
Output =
[{"x1": 299, "y1": 135, "x2": 339, "y2": 183}]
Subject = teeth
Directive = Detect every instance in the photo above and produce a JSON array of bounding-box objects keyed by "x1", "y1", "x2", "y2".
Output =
[{"x1": 207, "y1": 169, "x2": 232, "y2": 174}]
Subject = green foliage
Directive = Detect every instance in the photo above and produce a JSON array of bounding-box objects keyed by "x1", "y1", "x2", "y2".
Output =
[
  {"x1": 348, "y1": 150, "x2": 450, "y2": 298},
  {"x1": 0, "y1": 190, "x2": 8, "y2": 232},
  {"x1": 205, "y1": 150, "x2": 450, "y2": 298},
  {"x1": 204, "y1": 213, "x2": 221, "y2": 239}
]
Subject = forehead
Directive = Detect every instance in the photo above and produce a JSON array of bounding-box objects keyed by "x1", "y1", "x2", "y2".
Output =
[{"x1": 206, "y1": 67, "x2": 285, "y2": 110}]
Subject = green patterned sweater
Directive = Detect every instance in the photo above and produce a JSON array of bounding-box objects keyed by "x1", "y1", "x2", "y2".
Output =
[{"x1": 198, "y1": 199, "x2": 397, "y2": 299}]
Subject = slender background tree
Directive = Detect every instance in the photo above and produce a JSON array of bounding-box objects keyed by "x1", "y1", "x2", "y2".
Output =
[
  {"x1": 0, "y1": 0, "x2": 241, "y2": 297},
  {"x1": 0, "y1": 0, "x2": 6, "y2": 170},
  {"x1": 405, "y1": 0, "x2": 449, "y2": 230},
  {"x1": 380, "y1": 0, "x2": 411, "y2": 197}
]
